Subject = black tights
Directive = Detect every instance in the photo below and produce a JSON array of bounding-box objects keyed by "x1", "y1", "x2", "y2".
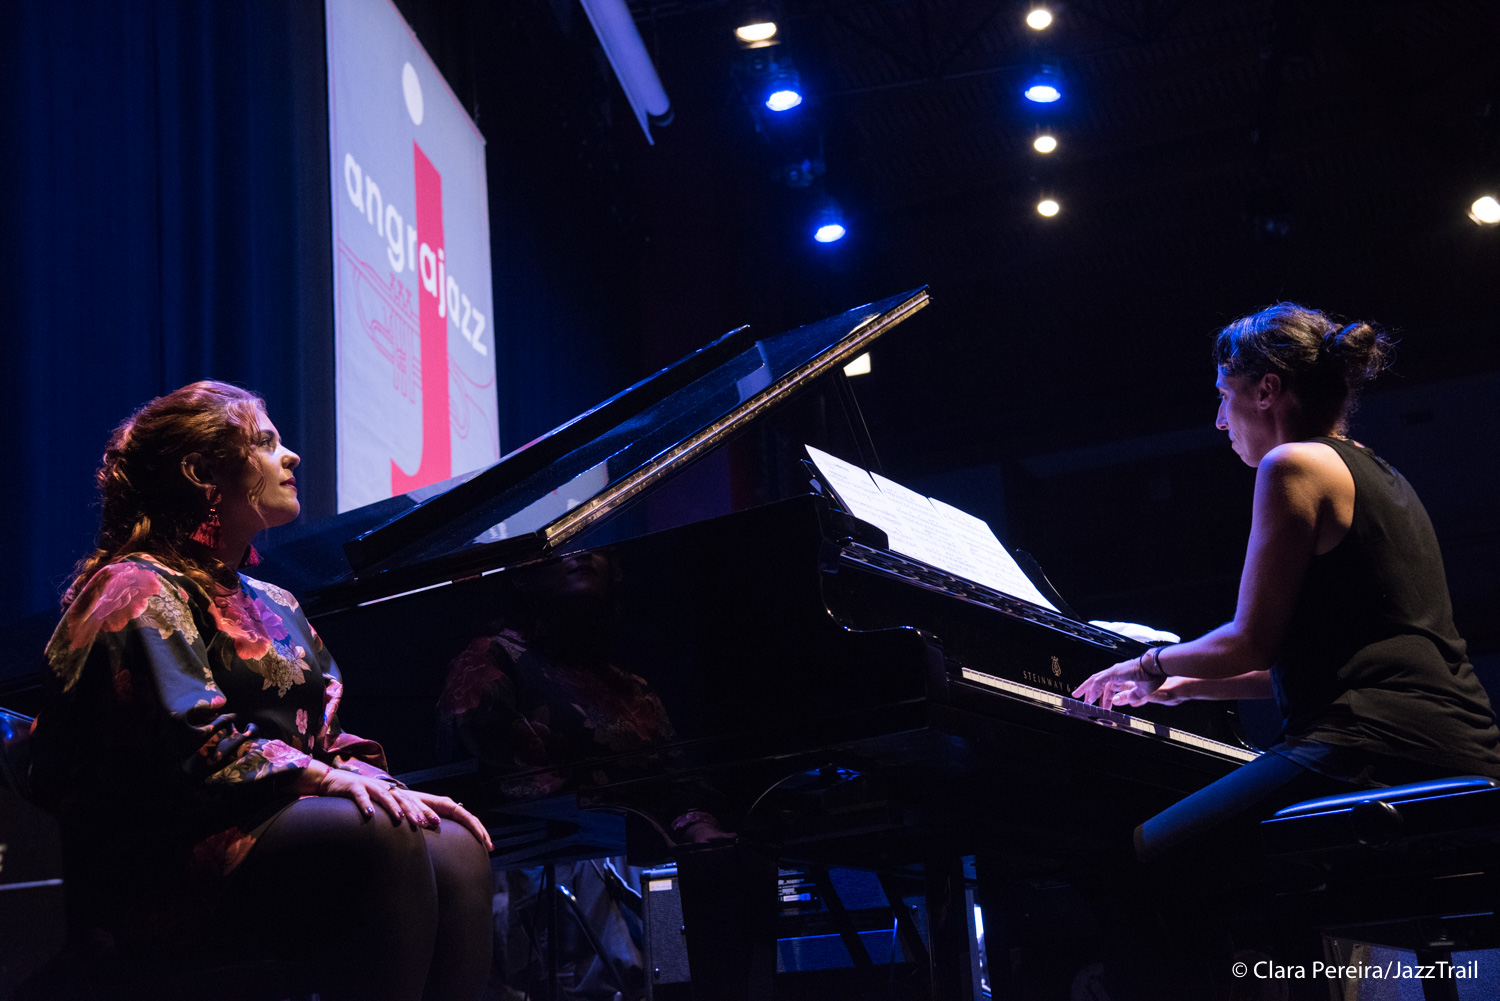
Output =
[{"x1": 223, "y1": 797, "x2": 492, "y2": 1001}]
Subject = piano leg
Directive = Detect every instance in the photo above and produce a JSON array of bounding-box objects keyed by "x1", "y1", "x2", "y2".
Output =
[
  {"x1": 675, "y1": 843, "x2": 777, "y2": 1001},
  {"x1": 925, "y1": 850, "x2": 975, "y2": 1001},
  {"x1": 973, "y1": 854, "x2": 1064, "y2": 1001},
  {"x1": 972, "y1": 856, "x2": 1007, "y2": 1001}
]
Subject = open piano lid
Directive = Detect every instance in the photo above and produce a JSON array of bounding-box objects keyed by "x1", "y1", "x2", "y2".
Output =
[{"x1": 281, "y1": 287, "x2": 929, "y2": 614}]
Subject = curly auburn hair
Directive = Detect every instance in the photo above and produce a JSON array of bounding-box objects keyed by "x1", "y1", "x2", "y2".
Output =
[{"x1": 63, "y1": 381, "x2": 267, "y2": 607}]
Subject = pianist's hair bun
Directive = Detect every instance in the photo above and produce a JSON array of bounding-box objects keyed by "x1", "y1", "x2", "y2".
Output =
[
  {"x1": 1323, "y1": 321, "x2": 1390, "y2": 384},
  {"x1": 1213, "y1": 303, "x2": 1393, "y2": 433}
]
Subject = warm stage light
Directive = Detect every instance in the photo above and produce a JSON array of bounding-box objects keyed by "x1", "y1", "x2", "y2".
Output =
[
  {"x1": 735, "y1": 21, "x2": 778, "y2": 43},
  {"x1": 1026, "y1": 8, "x2": 1053, "y2": 30},
  {"x1": 843, "y1": 352, "x2": 871, "y2": 376},
  {"x1": 1470, "y1": 195, "x2": 1500, "y2": 225},
  {"x1": 1037, "y1": 198, "x2": 1060, "y2": 217},
  {"x1": 1033, "y1": 134, "x2": 1057, "y2": 153}
]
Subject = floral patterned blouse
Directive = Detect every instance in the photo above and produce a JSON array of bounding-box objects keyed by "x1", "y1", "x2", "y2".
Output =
[{"x1": 30, "y1": 554, "x2": 392, "y2": 947}]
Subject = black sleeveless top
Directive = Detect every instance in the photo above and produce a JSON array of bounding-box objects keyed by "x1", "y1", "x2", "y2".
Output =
[{"x1": 1271, "y1": 437, "x2": 1500, "y2": 782}]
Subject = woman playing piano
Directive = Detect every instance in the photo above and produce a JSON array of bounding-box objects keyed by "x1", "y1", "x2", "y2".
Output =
[
  {"x1": 1073, "y1": 302, "x2": 1500, "y2": 869},
  {"x1": 29, "y1": 382, "x2": 494, "y2": 1000}
]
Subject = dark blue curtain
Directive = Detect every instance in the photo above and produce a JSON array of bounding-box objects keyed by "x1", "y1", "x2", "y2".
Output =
[
  {"x1": 0, "y1": 0, "x2": 648, "y2": 689},
  {"x1": 0, "y1": 0, "x2": 336, "y2": 679}
]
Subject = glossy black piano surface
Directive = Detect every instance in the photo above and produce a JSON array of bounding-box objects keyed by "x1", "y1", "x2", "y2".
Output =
[{"x1": 261, "y1": 288, "x2": 1259, "y2": 872}]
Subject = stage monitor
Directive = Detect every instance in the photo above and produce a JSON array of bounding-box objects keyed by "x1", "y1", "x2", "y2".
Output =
[{"x1": 325, "y1": 0, "x2": 498, "y2": 512}]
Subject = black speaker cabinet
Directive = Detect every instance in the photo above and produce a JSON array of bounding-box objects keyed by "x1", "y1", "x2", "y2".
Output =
[{"x1": 642, "y1": 864, "x2": 690, "y2": 998}]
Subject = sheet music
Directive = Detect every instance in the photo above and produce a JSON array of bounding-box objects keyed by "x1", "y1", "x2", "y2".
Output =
[
  {"x1": 803, "y1": 446, "x2": 902, "y2": 532},
  {"x1": 869, "y1": 473, "x2": 970, "y2": 572},
  {"x1": 927, "y1": 498, "x2": 1057, "y2": 611},
  {"x1": 806, "y1": 445, "x2": 1059, "y2": 613}
]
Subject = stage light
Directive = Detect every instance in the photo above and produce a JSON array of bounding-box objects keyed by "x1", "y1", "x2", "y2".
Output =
[
  {"x1": 813, "y1": 198, "x2": 846, "y2": 242},
  {"x1": 1469, "y1": 195, "x2": 1500, "y2": 225},
  {"x1": 843, "y1": 352, "x2": 871, "y2": 377},
  {"x1": 734, "y1": 5, "x2": 781, "y2": 48},
  {"x1": 1037, "y1": 198, "x2": 1060, "y2": 217},
  {"x1": 735, "y1": 21, "x2": 778, "y2": 45},
  {"x1": 764, "y1": 69, "x2": 803, "y2": 111},
  {"x1": 1024, "y1": 65, "x2": 1063, "y2": 104},
  {"x1": 1033, "y1": 134, "x2": 1057, "y2": 153},
  {"x1": 767, "y1": 88, "x2": 802, "y2": 111},
  {"x1": 1026, "y1": 7, "x2": 1053, "y2": 30}
]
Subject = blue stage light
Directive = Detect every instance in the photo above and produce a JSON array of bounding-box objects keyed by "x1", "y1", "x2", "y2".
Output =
[
  {"x1": 766, "y1": 88, "x2": 803, "y2": 111},
  {"x1": 1024, "y1": 65, "x2": 1063, "y2": 104},
  {"x1": 813, "y1": 197, "x2": 846, "y2": 242},
  {"x1": 764, "y1": 68, "x2": 803, "y2": 111}
]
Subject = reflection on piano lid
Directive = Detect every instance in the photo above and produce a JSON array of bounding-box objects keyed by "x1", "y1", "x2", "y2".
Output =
[{"x1": 265, "y1": 288, "x2": 931, "y2": 615}]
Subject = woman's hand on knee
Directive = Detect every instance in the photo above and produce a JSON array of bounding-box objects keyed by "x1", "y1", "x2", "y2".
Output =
[
  {"x1": 409, "y1": 791, "x2": 493, "y2": 851},
  {"x1": 302, "y1": 762, "x2": 411, "y2": 826},
  {"x1": 300, "y1": 763, "x2": 493, "y2": 850}
]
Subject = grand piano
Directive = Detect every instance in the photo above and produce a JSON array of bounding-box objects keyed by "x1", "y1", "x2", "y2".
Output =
[{"x1": 264, "y1": 288, "x2": 1260, "y2": 999}]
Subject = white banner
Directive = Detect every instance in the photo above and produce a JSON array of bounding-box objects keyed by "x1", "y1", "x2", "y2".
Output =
[{"x1": 327, "y1": 0, "x2": 498, "y2": 512}]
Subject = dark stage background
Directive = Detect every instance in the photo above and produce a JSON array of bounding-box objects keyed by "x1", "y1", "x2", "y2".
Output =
[{"x1": 2, "y1": 0, "x2": 1498, "y2": 697}]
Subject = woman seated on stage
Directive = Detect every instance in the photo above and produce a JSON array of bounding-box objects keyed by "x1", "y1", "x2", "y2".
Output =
[
  {"x1": 1073, "y1": 302, "x2": 1500, "y2": 872},
  {"x1": 30, "y1": 381, "x2": 494, "y2": 1001}
]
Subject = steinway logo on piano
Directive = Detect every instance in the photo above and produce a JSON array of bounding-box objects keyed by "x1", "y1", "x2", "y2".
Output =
[{"x1": 1022, "y1": 657, "x2": 1067, "y2": 692}]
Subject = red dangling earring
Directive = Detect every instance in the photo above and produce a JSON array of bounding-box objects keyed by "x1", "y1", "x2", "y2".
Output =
[
  {"x1": 242, "y1": 545, "x2": 262, "y2": 567},
  {"x1": 191, "y1": 506, "x2": 222, "y2": 548}
]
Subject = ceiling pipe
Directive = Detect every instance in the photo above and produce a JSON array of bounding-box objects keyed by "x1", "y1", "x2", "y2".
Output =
[{"x1": 577, "y1": 0, "x2": 672, "y2": 144}]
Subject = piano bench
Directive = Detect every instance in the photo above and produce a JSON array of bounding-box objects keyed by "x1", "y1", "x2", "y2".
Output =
[{"x1": 1260, "y1": 777, "x2": 1500, "y2": 1001}]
